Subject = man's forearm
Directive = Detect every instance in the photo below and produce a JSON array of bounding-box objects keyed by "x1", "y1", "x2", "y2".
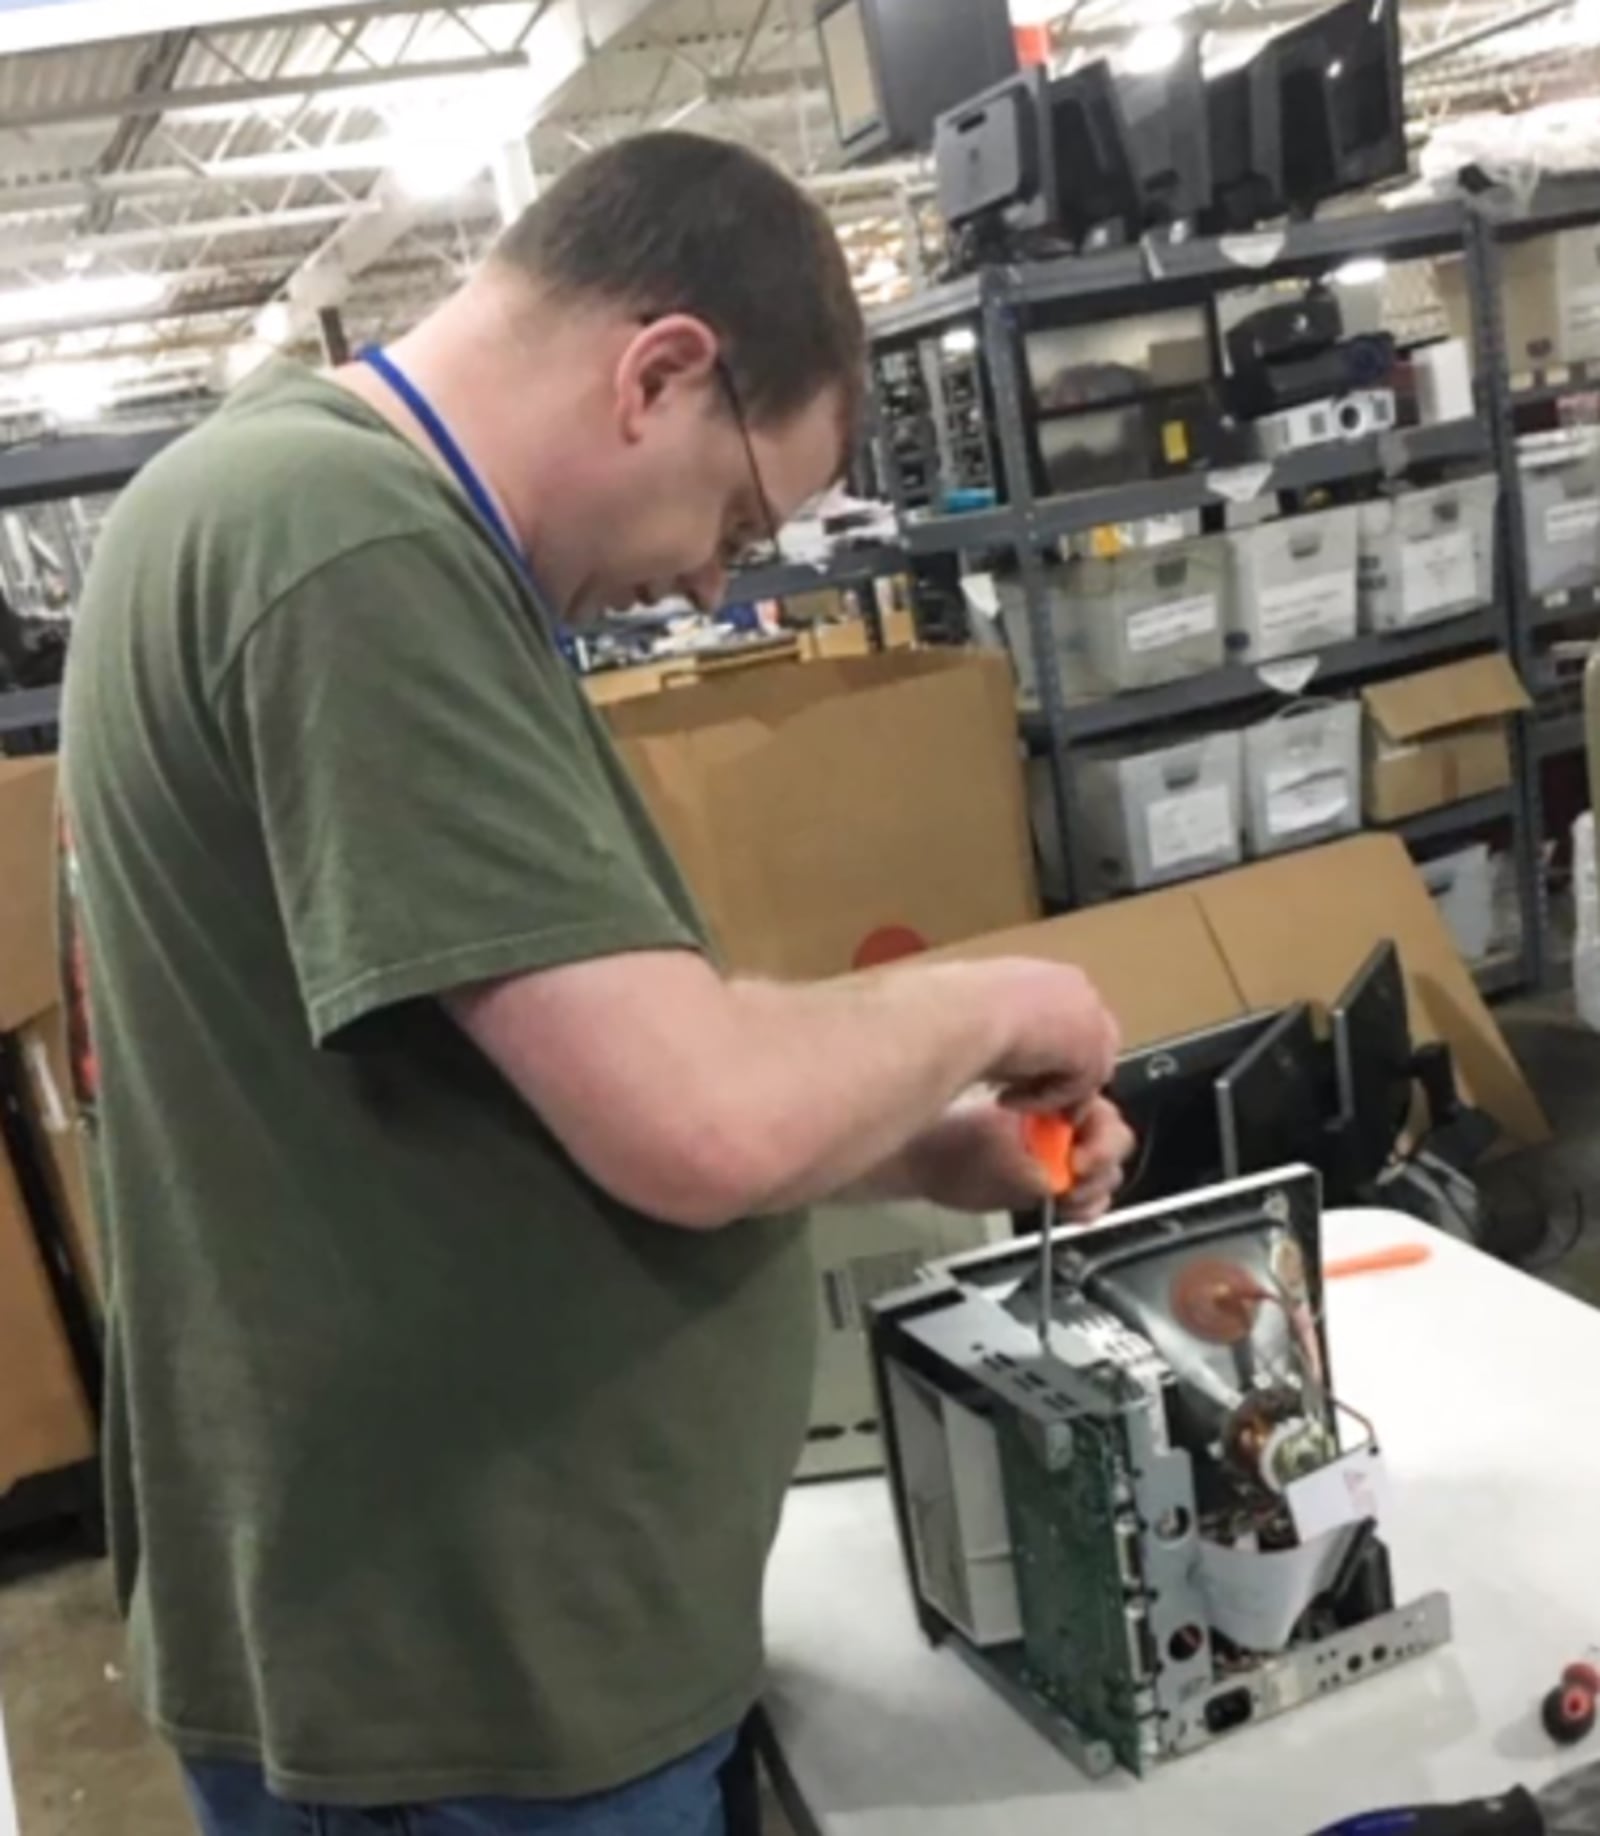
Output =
[{"x1": 451, "y1": 947, "x2": 1114, "y2": 1230}]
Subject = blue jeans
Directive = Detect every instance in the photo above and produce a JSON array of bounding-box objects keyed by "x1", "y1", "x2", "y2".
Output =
[{"x1": 182, "y1": 1732, "x2": 736, "y2": 1835}]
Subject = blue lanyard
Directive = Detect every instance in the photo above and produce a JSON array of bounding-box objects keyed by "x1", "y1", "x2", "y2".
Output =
[{"x1": 359, "y1": 345, "x2": 532, "y2": 587}]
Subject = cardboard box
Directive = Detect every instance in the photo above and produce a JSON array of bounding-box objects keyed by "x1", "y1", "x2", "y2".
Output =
[
  {"x1": 803, "y1": 1200, "x2": 1007, "y2": 1481},
  {"x1": 881, "y1": 606, "x2": 918, "y2": 650},
  {"x1": 0, "y1": 757, "x2": 59, "y2": 1033},
  {"x1": 15, "y1": 1009, "x2": 98, "y2": 1303},
  {"x1": 608, "y1": 651, "x2": 1039, "y2": 979},
  {"x1": 0, "y1": 1138, "x2": 94, "y2": 1495},
  {"x1": 921, "y1": 832, "x2": 1547, "y2": 1148},
  {"x1": 1362, "y1": 654, "x2": 1530, "y2": 823},
  {"x1": 800, "y1": 618, "x2": 872, "y2": 662},
  {"x1": 1437, "y1": 231, "x2": 1600, "y2": 372}
]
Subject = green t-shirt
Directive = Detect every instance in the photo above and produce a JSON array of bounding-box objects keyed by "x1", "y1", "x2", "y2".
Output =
[{"x1": 59, "y1": 361, "x2": 815, "y2": 1807}]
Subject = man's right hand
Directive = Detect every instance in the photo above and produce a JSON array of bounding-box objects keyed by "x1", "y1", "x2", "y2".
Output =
[{"x1": 966, "y1": 956, "x2": 1122, "y2": 1115}]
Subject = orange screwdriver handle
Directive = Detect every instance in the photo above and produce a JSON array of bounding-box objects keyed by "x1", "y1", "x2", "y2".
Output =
[{"x1": 1022, "y1": 1113, "x2": 1077, "y2": 1197}]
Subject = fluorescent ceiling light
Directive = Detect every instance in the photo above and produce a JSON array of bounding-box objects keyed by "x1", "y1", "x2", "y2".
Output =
[
  {"x1": 390, "y1": 136, "x2": 488, "y2": 203},
  {"x1": 254, "y1": 300, "x2": 293, "y2": 346},
  {"x1": 942, "y1": 327, "x2": 979, "y2": 357},
  {"x1": 0, "y1": 273, "x2": 167, "y2": 331},
  {"x1": 33, "y1": 363, "x2": 118, "y2": 424},
  {"x1": 1122, "y1": 23, "x2": 1186, "y2": 73},
  {"x1": 1333, "y1": 256, "x2": 1388, "y2": 286}
]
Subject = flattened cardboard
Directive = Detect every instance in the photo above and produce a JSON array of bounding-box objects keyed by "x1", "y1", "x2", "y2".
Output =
[
  {"x1": 1196, "y1": 835, "x2": 1546, "y2": 1145},
  {"x1": 0, "y1": 1142, "x2": 94, "y2": 1493},
  {"x1": 610, "y1": 652, "x2": 1039, "y2": 980},
  {"x1": 0, "y1": 757, "x2": 59, "y2": 1033},
  {"x1": 923, "y1": 835, "x2": 1546, "y2": 1148},
  {"x1": 920, "y1": 889, "x2": 1246, "y2": 1049}
]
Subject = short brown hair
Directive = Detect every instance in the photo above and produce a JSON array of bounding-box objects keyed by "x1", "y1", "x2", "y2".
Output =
[{"x1": 494, "y1": 132, "x2": 864, "y2": 439}]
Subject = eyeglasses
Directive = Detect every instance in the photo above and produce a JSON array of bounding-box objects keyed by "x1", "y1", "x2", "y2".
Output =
[{"x1": 715, "y1": 357, "x2": 784, "y2": 574}]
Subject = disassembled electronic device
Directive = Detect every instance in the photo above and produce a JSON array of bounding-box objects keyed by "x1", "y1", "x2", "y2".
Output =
[{"x1": 871, "y1": 1167, "x2": 1451, "y2": 1778}]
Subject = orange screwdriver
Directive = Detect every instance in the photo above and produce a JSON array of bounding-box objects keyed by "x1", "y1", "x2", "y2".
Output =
[{"x1": 1023, "y1": 1113, "x2": 1076, "y2": 1353}]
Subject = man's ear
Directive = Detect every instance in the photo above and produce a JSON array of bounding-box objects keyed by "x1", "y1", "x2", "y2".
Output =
[{"x1": 615, "y1": 314, "x2": 720, "y2": 441}]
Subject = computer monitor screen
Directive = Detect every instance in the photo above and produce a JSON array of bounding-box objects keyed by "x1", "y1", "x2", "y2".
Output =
[
  {"x1": 1118, "y1": 35, "x2": 1213, "y2": 227},
  {"x1": 1047, "y1": 61, "x2": 1140, "y2": 245},
  {"x1": 934, "y1": 69, "x2": 1052, "y2": 233},
  {"x1": 1216, "y1": 1004, "x2": 1330, "y2": 1180},
  {"x1": 819, "y1": 0, "x2": 880, "y2": 148},
  {"x1": 1205, "y1": 46, "x2": 1285, "y2": 231},
  {"x1": 1112, "y1": 1011, "x2": 1283, "y2": 1204},
  {"x1": 1330, "y1": 940, "x2": 1413, "y2": 1183},
  {"x1": 1275, "y1": 0, "x2": 1405, "y2": 208},
  {"x1": 820, "y1": 0, "x2": 1019, "y2": 162}
]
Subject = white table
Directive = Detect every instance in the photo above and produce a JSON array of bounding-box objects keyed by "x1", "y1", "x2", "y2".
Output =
[{"x1": 762, "y1": 1207, "x2": 1600, "y2": 1835}]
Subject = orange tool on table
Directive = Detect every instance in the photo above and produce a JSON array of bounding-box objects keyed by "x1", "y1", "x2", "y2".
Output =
[{"x1": 1023, "y1": 1113, "x2": 1076, "y2": 1352}]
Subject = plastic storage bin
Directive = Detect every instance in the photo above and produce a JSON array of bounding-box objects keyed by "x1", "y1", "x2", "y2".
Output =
[
  {"x1": 1067, "y1": 533, "x2": 1231, "y2": 693},
  {"x1": 1356, "y1": 476, "x2": 1498, "y2": 632},
  {"x1": 1519, "y1": 429, "x2": 1600, "y2": 599},
  {"x1": 1067, "y1": 730, "x2": 1244, "y2": 900},
  {"x1": 1226, "y1": 505, "x2": 1361, "y2": 662},
  {"x1": 1418, "y1": 843, "x2": 1494, "y2": 965},
  {"x1": 1241, "y1": 702, "x2": 1362, "y2": 857}
]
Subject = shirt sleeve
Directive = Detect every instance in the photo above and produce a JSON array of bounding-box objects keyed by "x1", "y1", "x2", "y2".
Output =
[{"x1": 215, "y1": 527, "x2": 701, "y2": 1047}]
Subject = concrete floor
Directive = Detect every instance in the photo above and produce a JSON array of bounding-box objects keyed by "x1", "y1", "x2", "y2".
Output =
[{"x1": 5, "y1": 995, "x2": 1600, "y2": 1836}]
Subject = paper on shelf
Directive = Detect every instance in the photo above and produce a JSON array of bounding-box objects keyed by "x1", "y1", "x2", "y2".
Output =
[
  {"x1": 1400, "y1": 528, "x2": 1477, "y2": 621},
  {"x1": 1265, "y1": 766, "x2": 1352, "y2": 837},
  {"x1": 1126, "y1": 594, "x2": 1218, "y2": 654},
  {"x1": 962, "y1": 574, "x2": 1001, "y2": 621}
]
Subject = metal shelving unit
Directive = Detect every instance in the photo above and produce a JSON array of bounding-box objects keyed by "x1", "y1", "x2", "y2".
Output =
[
  {"x1": 1476, "y1": 176, "x2": 1600, "y2": 987},
  {"x1": 869, "y1": 198, "x2": 1541, "y2": 991},
  {"x1": 0, "y1": 427, "x2": 186, "y2": 748}
]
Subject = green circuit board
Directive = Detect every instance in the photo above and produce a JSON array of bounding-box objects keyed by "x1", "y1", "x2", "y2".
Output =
[{"x1": 996, "y1": 1407, "x2": 1150, "y2": 1776}]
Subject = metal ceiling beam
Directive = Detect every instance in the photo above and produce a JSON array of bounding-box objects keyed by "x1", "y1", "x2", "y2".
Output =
[
  {"x1": 82, "y1": 28, "x2": 199, "y2": 236},
  {"x1": 0, "y1": 48, "x2": 527, "y2": 134},
  {"x1": 0, "y1": 201, "x2": 364, "y2": 274},
  {"x1": 0, "y1": 139, "x2": 408, "y2": 218},
  {"x1": 281, "y1": 0, "x2": 661, "y2": 325},
  {"x1": 0, "y1": 0, "x2": 491, "y2": 56}
]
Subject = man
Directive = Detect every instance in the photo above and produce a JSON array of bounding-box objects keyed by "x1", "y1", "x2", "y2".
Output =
[{"x1": 61, "y1": 132, "x2": 1133, "y2": 1835}]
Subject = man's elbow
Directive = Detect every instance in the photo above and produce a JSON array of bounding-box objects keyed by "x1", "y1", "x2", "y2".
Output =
[{"x1": 599, "y1": 1121, "x2": 782, "y2": 1232}]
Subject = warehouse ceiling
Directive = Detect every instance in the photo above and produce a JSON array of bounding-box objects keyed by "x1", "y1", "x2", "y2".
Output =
[{"x1": 0, "y1": 0, "x2": 1594, "y2": 422}]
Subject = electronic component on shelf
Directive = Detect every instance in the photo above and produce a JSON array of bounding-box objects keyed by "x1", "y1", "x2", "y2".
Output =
[
  {"x1": 872, "y1": 1169, "x2": 1451, "y2": 1780},
  {"x1": 1204, "y1": 0, "x2": 1405, "y2": 229},
  {"x1": 818, "y1": 0, "x2": 1017, "y2": 166},
  {"x1": 1250, "y1": 389, "x2": 1397, "y2": 458},
  {"x1": 1119, "y1": 33, "x2": 1212, "y2": 231}
]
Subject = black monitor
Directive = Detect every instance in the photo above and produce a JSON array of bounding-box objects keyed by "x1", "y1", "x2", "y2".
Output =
[
  {"x1": 818, "y1": 0, "x2": 1019, "y2": 165},
  {"x1": 935, "y1": 68, "x2": 1056, "y2": 235},
  {"x1": 1330, "y1": 941, "x2": 1414, "y2": 1185},
  {"x1": 1118, "y1": 35, "x2": 1213, "y2": 228},
  {"x1": 1046, "y1": 60, "x2": 1141, "y2": 247},
  {"x1": 1205, "y1": 43, "x2": 1286, "y2": 231},
  {"x1": 1216, "y1": 1003, "x2": 1331, "y2": 1180},
  {"x1": 1275, "y1": 0, "x2": 1406, "y2": 210},
  {"x1": 1111, "y1": 1011, "x2": 1283, "y2": 1205}
]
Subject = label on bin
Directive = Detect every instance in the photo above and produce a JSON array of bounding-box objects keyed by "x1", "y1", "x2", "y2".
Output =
[
  {"x1": 1126, "y1": 593, "x2": 1218, "y2": 654},
  {"x1": 1546, "y1": 497, "x2": 1600, "y2": 545},
  {"x1": 1399, "y1": 528, "x2": 1477, "y2": 622},
  {"x1": 1256, "y1": 571, "x2": 1355, "y2": 653},
  {"x1": 1146, "y1": 783, "x2": 1234, "y2": 873},
  {"x1": 1265, "y1": 765, "x2": 1352, "y2": 837}
]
